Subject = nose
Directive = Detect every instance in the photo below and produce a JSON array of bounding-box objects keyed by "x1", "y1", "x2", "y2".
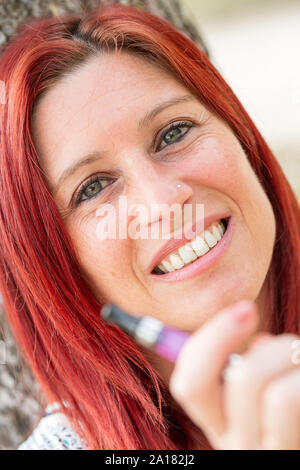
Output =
[{"x1": 125, "y1": 159, "x2": 193, "y2": 228}]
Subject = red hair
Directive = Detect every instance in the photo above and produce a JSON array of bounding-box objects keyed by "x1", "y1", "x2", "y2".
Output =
[{"x1": 0, "y1": 3, "x2": 299, "y2": 450}]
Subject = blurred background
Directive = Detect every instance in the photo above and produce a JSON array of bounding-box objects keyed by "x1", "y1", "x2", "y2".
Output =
[{"x1": 0, "y1": 0, "x2": 299, "y2": 449}]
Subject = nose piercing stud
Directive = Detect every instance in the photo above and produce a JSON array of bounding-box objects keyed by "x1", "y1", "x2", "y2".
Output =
[{"x1": 177, "y1": 184, "x2": 181, "y2": 188}]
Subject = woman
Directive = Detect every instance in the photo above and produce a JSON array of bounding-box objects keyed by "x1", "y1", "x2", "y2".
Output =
[{"x1": 0, "y1": 3, "x2": 299, "y2": 450}]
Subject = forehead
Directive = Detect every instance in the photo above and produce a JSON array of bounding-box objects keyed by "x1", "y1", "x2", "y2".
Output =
[
  {"x1": 31, "y1": 51, "x2": 191, "y2": 158},
  {"x1": 33, "y1": 51, "x2": 187, "y2": 128}
]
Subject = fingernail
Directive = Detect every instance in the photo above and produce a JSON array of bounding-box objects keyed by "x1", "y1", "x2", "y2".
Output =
[{"x1": 231, "y1": 300, "x2": 255, "y2": 323}]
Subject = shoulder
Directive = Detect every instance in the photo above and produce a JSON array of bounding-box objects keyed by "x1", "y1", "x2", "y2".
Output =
[{"x1": 17, "y1": 403, "x2": 89, "y2": 450}]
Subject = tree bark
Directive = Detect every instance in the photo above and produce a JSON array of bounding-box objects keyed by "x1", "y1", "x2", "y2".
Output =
[
  {"x1": 0, "y1": 0, "x2": 208, "y2": 449},
  {"x1": 0, "y1": 0, "x2": 209, "y2": 55}
]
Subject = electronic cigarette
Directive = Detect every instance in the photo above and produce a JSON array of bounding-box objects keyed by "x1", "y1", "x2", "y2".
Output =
[
  {"x1": 101, "y1": 303, "x2": 190, "y2": 362},
  {"x1": 100, "y1": 303, "x2": 241, "y2": 377}
]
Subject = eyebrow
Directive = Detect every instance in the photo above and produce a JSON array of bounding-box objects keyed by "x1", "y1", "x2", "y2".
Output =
[{"x1": 53, "y1": 94, "x2": 195, "y2": 195}]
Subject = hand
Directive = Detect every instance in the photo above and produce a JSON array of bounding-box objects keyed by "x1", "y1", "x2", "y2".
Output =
[{"x1": 169, "y1": 300, "x2": 300, "y2": 449}]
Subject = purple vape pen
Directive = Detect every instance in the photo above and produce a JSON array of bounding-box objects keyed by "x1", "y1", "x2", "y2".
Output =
[
  {"x1": 101, "y1": 303, "x2": 190, "y2": 362},
  {"x1": 100, "y1": 303, "x2": 241, "y2": 378}
]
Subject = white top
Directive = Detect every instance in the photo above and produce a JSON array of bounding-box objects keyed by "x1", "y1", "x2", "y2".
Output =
[{"x1": 17, "y1": 403, "x2": 89, "y2": 450}]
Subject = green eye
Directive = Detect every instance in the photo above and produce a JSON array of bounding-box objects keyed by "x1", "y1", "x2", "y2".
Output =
[
  {"x1": 75, "y1": 176, "x2": 113, "y2": 205},
  {"x1": 83, "y1": 180, "x2": 101, "y2": 198},
  {"x1": 157, "y1": 120, "x2": 193, "y2": 151},
  {"x1": 165, "y1": 127, "x2": 183, "y2": 143}
]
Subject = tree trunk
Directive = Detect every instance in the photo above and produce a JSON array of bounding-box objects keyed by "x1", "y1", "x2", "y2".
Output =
[
  {"x1": 0, "y1": 0, "x2": 208, "y2": 449},
  {"x1": 0, "y1": 0, "x2": 209, "y2": 55}
]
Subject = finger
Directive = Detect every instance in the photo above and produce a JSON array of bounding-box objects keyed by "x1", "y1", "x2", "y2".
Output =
[
  {"x1": 169, "y1": 300, "x2": 260, "y2": 445},
  {"x1": 261, "y1": 366, "x2": 300, "y2": 449},
  {"x1": 223, "y1": 333, "x2": 300, "y2": 449},
  {"x1": 248, "y1": 332, "x2": 273, "y2": 349}
]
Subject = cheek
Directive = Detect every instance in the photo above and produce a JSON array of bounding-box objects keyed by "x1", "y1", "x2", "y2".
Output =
[
  {"x1": 67, "y1": 214, "x2": 131, "y2": 282},
  {"x1": 183, "y1": 135, "x2": 272, "y2": 218},
  {"x1": 179, "y1": 135, "x2": 246, "y2": 192},
  {"x1": 181, "y1": 135, "x2": 276, "y2": 264}
]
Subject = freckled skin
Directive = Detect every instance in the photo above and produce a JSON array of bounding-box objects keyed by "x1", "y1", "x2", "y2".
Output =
[{"x1": 32, "y1": 51, "x2": 276, "y2": 346}]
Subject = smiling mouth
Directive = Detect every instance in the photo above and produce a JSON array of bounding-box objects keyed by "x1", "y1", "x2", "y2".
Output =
[{"x1": 151, "y1": 217, "x2": 230, "y2": 275}]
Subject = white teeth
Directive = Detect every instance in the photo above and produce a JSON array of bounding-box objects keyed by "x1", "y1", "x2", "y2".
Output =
[
  {"x1": 218, "y1": 221, "x2": 225, "y2": 236},
  {"x1": 212, "y1": 224, "x2": 222, "y2": 241},
  {"x1": 169, "y1": 253, "x2": 185, "y2": 269},
  {"x1": 160, "y1": 260, "x2": 175, "y2": 272},
  {"x1": 190, "y1": 236, "x2": 210, "y2": 256},
  {"x1": 157, "y1": 263, "x2": 168, "y2": 273},
  {"x1": 178, "y1": 243, "x2": 198, "y2": 264},
  {"x1": 203, "y1": 229, "x2": 218, "y2": 248},
  {"x1": 153, "y1": 218, "x2": 228, "y2": 274}
]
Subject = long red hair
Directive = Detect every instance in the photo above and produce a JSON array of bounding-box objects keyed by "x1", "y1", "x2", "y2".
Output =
[{"x1": 0, "y1": 3, "x2": 299, "y2": 450}]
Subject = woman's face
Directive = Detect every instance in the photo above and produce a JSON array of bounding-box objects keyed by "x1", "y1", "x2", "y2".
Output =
[{"x1": 32, "y1": 51, "x2": 276, "y2": 332}]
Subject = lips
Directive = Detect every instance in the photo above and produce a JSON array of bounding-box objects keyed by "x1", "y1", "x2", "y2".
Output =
[{"x1": 147, "y1": 213, "x2": 231, "y2": 274}]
